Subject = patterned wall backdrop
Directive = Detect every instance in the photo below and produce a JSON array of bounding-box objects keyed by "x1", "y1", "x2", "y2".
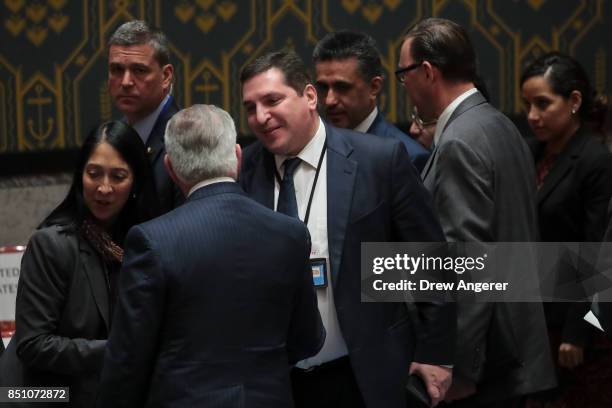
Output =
[{"x1": 0, "y1": 0, "x2": 610, "y2": 154}]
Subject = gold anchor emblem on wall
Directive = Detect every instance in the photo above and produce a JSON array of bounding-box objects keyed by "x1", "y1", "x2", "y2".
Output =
[
  {"x1": 26, "y1": 83, "x2": 54, "y2": 146},
  {"x1": 195, "y1": 71, "x2": 220, "y2": 103},
  {"x1": 174, "y1": 0, "x2": 237, "y2": 33}
]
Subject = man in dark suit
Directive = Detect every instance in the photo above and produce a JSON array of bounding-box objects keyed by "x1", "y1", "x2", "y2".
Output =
[
  {"x1": 313, "y1": 30, "x2": 430, "y2": 172},
  {"x1": 398, "y1": 18, "x2": 555, "y2": 406},
  {"x1": 96, "y1": 105, "x2": 324, "y2": 408},
  {"x1": 239, "y1": 50, "x2": 456, "y2": 408},
  {"x1": 107, "y1": 20, "x2": 183, "y2": 213}
]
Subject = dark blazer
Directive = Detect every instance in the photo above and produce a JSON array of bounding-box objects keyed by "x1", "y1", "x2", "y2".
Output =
[
  {"x1": 536, "y1": 128, "x2": 612, "y2": 345},
  {"x1": 422, "y1": 92, "x2": 555, "y2": 404},
  {"x1": 96, "y1": 182, "x2": 324, "y2": 408},
  {"x1": 240, "y1": 122, "x2": 456, "y2": 408},
  {"x1": 146, "y1": 97, "x2": 184, "y2": 213},
  {"x1": 595, "y1": 197, "x2": 612, "y2": 335},
  {"x1": 367, "y1": 111, "x2": 430, "y2": 172},
  {"x1": 0, "y1": 225, "x2": 110, "y2": 408}
]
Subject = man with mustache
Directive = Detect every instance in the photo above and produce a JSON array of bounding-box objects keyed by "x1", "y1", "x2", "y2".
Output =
[{"x1": 313, "y1": 30, "x2": 430, "y2": 172}]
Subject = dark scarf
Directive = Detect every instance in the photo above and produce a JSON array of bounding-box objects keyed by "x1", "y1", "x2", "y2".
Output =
[
  {"x1": 80, "y1": 218, "x2": 124, "y2": 316},
  {"x1": 80, "y1": 218, "x2": 124, "y2": 263}
]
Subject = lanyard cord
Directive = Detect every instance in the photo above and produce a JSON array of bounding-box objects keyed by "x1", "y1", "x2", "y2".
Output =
[{"x1": 274, "y1": 140, "x2": 327, "y2": 226}]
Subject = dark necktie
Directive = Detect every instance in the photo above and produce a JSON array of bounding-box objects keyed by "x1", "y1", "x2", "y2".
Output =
[{"x1": 277, "y1": 158, "x2": 301, "y2": 218}]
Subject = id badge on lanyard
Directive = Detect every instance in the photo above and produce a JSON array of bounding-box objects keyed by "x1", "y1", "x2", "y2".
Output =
[{"x1": 309, "y1": 258, "x2": 328, "y2": 288}]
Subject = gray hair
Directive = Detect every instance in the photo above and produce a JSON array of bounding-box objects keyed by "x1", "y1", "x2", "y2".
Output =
[
  {"x1": 164, "y1": 105, "x2": 237, "y2": 184},
  {"x1": 108, "y1": 20, "x2": 171, "y2": 66}
]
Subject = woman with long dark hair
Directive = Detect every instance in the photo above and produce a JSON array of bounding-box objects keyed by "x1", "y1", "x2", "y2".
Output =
[{"x1": 0, "y1": 121, "x2": 159, "y2": 407}]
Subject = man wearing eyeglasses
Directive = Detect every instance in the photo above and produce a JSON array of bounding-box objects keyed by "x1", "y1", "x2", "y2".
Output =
[
  {"x1": 313, "y1": 31, "x2": 431, "y2": 172},
  {"x1": 398, "y1": 18, "x2": 555, "y2": 407},
  {"x1": 409, "y1": 107, "x2": 437, "y2": 150}
]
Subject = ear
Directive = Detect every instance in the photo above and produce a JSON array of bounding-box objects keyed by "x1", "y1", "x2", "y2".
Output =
[
  {"x1": 162, "y1": 64, "x2": 174, "y2": 93},
  {"x1": 421, "y1": 61, "x2": 436, "y2": 83},
  {"x1": 234, "y1": 143, "x2": 242, "y2": 180},
  {"x1": 369, "y1": 76, "x2": 383, "y2": 98},
  {"x1": 569, "y1": 90, "x2": 582, "y2": 113},
  {"x1": 303, "y1": 83, "x2": 318, "y2": 111},
  {"x1": 164, "y1": 154, "x2": 188, "y2": 197}
]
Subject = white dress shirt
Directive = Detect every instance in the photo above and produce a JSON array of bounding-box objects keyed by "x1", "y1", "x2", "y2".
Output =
[
  {"x1": 433, "y1": 87, "x2": 478, "y2": 147},
  {"x1": 274, "y1": 117, "x2": 349, "y2": 368},
  {"x1": 188, "y1": 177, "x2": 235, "y2": 197},
  {"x1": 353, "y1": 106, "x2": 378, "y2": 133},
  {"x1": 131, "y1": 94, "x2": 171, "y2": 145}
]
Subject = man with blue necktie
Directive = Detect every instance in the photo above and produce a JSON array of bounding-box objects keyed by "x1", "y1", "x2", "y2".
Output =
[{"x1": 239, "y1": 49, "x2": 456, "y2": 408}]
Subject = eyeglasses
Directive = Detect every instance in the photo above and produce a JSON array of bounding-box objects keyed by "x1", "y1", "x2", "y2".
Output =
[
  {"x1": 410, "y1": 108, "x2": 437, "y2": 130},
  {"x1": 395, "y1": 62, "x2": 422, "y2": 83}
]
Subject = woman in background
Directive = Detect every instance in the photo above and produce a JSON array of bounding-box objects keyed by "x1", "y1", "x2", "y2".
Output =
[
  {"x1": 0, "y1": 121, "x2": 158, "y2": 407},
  {"x1": 521, "y1": 52, "x2": 612, "y2": 407}
]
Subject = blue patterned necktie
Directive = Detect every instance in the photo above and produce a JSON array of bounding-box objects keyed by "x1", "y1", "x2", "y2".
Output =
[{"x1": 277, "y1": 158, "x2": 301, "y2": 218}]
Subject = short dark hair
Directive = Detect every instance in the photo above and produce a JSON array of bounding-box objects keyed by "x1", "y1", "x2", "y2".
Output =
[
  {"x1": 42, "y1": 121, "x2": 159, "y2": 241},
  {"x1": 108, "y1": 20, "x2": 171, "y2": 67},
  {"x1": 312, "y1": 30, "x2": 383, "y2": 81},
  {"x1": 240, "y1": 50, "x2": 311, "y2": 95},
  {"x1": 520, "y1": 52, "x2": 605, "y2": 123},
  {"x1": 405, "y1": 18, "x2": 477, "y2": 83}
]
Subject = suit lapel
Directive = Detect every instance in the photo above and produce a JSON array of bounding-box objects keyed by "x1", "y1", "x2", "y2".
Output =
[
  {"x1": 366, "y1": 111, "x2": 384, "y2": 135},
  {"x1": 79, "y1": 241, "x2": 110, "y2": 331},
  {"x1": 325, "y1": 125, "x2": 357, "y2": 288},
  {"x1": 146, "y1": 97, "x2": 178, "y2": 165},
  {"x1": 536, "y1": 129, "x2": 587, "y2": 204},
  {"x1": 420, "y1": 146, "x2": 438, "y2": 181},
  {"x1": 444, "y1": 92, "x2": 486, "y2": 131}
]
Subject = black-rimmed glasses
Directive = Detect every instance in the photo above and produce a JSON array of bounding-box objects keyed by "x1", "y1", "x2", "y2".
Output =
[{"x1": 395, "y1": 62, "x2": 422, "y2": 83}]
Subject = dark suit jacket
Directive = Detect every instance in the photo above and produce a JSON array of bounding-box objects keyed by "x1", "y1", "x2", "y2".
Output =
[
  {"x1": 595, "y1": 197, "x2": 612, "y2": 335},
  {"x1": 240, "y1": 122, "x2": 456, "y2": 408},
  {"x1": 367, "y1": 111, "x2": 430, "y2": 172},
  {"x1": 146, "y1": 97, "x2": 184, "y2": 213},
  {"x1": 96, "y1": 182, "x2": 323, "y2": 408},
  {"x1": 0, "y1": 225, "x2": 109, "y2": 408},
  {"x1": 422, "y1": 92, "x2": 555, "y2": 404},
  {"x1": 536, "y1": 128, "x2": 612, "y2": 345}
]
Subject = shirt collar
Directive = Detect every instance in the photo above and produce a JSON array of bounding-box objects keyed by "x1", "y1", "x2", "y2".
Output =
[
  {"x1": 274, "y1": 117, "x2": 326, "y2": 172},
  {"x1": 187, "y1": 176, "x2": 235, "y2": 197},
  {"x1": 130, "y1": 94, "x2": 171, "y2": 145},
  {"x1": 353, "y1": 106, "x2": 378, "y2": 133},
  {"x1": 433, "y1": 87, "x2": 478, "y2": 146}
]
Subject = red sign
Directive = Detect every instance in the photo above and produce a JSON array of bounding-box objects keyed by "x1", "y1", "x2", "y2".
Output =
[{"x1": 0, "y1": 245, "x2": 25, "y2": 342}]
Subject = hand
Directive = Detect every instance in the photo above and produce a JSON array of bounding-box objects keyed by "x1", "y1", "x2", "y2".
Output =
[
  {"x1": 444, "y1": 376, "x2": 477, "y2": 402},
  {"x1": 558, "y1": 342, "x2": 584, "y2": 369},
  {"x1": 409, "y1": 362, "x2": 452, "y2": 407}
]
